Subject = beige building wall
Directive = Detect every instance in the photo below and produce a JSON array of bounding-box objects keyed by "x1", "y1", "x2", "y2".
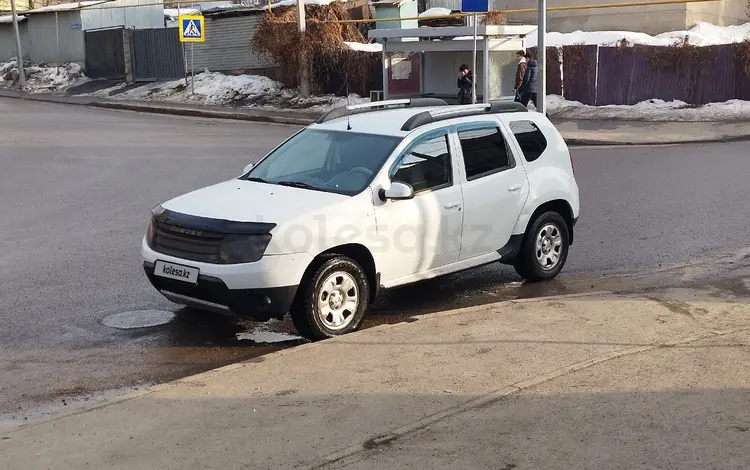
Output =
[{"x1": 496, "y1": 0, "x2": 748, "y2": 35}]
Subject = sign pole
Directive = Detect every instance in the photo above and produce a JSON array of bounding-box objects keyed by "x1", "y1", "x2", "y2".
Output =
[
  {"x1": 191, "y1": 43, "x2": 195, "y2": 95},
  {"x1": 471, "y1": 12, "x2": 477, "y2": 104},
  {"x1": 537, "y1": 0, "x2": 546, "y2": 114},
  {"x1": 10, "y1": 0, "x2": 25, "y2": 88},
  {"x1": 55, "y1": 11, "x2": 60, "y2": 75}
]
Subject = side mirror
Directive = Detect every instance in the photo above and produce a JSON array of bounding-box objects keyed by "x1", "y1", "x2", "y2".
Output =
[
  {"x1": 378, "y1": 182, "x2": 414, "y2": 201},
  {"x1": 243, "y1": 163, "x2": 254, "y2": 174}
]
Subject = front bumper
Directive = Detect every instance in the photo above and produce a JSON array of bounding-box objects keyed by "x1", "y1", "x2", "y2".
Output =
[
  {"x1": 143, "y1": 261, "x2": 297, "y2": 320},
  {"x1": 142, "y1": 238, "x2": 312, "y2": 320}
]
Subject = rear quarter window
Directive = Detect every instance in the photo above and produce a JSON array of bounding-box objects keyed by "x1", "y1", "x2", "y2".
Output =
[{"x1": 509, "y1": 120, "x2": 548, "y2": 162}]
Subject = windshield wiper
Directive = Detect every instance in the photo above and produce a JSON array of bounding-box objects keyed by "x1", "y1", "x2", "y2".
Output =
[
  {"x1": 276, "y1": 180, "x2": 321, "y2": 191},
  {"x1": 244, "y1": 177, "x2": 269, "y2": 183}
]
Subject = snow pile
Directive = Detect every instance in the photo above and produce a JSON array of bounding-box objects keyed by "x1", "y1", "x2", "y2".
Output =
[
  {"x1": 526, "y1": 21, "x2": 750, "y2": 47},
  {"x1": 546, "y1": 95, "x2": 750, "y2": 121},
  {"x1": 164, "y1": 8, "x2": 201, "y2": 19},
  {"x1": 0, "y1": 14, "x2": 26, "y2": 24},
  {"x1": 26, "y1": 0, "x2": 107, "y2": 13},
  {"x1": 86, "y1": 70, "x2": 369, "y2": 110},
  {"x1": 0, "y1": 60, "x2": 87, "y2": 92},
  {"x1": 419, "y1": 7, "x2": 452, "y2": 18},
  {"x1": 344, "y1": 41, "x2": 383, "y2": 52}
]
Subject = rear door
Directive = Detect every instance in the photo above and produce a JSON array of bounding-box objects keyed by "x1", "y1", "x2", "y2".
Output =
[{"x1": 450, "y1": 118, "x2": 530, "y2": 262}]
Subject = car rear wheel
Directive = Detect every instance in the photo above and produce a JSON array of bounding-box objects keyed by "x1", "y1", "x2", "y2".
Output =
[
  {"x1": 290, "y1": 255, "x2": 370, "y2": 341},
  {"x1": 514, "y1": 211, "x2": 570, "y2": 282}
]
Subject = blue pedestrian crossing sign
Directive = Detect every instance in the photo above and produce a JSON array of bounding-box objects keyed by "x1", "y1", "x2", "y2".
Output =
[{"x1": 179, "y1": 15, "x2": 205, "y2": 43}]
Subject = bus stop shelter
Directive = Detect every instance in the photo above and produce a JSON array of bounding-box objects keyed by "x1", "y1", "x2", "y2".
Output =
[{"x1": 367, "y1": 25, "x2": 537, "y2": 103}]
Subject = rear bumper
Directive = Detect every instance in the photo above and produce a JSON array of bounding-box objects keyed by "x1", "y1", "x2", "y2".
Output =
[{"x1": 143, "y1": 261, "x2": 297, "y2": 320}]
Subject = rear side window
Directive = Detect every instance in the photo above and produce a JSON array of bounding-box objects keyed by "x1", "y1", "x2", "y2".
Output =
[
  {"x1": 509, "y1": 120, "x2": 548, "y2": 162},
  {"x1": 457, "y1": 127, "x2": 513, "y2": 181}
]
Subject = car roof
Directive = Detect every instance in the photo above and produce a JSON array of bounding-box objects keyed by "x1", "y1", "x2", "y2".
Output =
[
  {"x1": 309, "y1": 107, "x2": 444, "y2": 137},
  {"x1": 309, "y1": 102, "x2": 534, "y2": 138}
]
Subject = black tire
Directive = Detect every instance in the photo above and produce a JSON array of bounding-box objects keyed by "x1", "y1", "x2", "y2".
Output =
[
  {"x1": 290, "y1": 255, "x2": 370, "y2": 341},
  {"x1": 514, "y1": 211, "x2": 570, "y2": 282}
]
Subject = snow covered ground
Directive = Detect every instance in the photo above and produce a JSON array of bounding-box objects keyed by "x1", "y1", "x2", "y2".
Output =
[
  {"x1": 0, "y1": 60, "x2": 88, "y2": 92},
  {"x1": 81, "y1": 70, "x2": 369, "y2": 111},
  {"x1": 526, "y1": 21, "x2": 750, "y2": 47},
  {"x1": 545, "y1": 95, "x2": 750, "y2": 121}
]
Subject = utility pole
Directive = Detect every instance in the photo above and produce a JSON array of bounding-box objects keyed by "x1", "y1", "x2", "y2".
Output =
[
  {"x1": 471, "y1": 12, "x2": 477, "y2": 104},
  {"x1": 10, "y1": 0, "x2": 26, "y2": 89},
  {"x1": 296, "y1": 0, "x2": 310, "y2": 97},
  {"x1": 537, "y1": 0, "x2": 546, "y2": 114}
]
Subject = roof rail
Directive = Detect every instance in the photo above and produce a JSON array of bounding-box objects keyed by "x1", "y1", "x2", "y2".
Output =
[
  {"x1": 316, "y1": 97, "x2": 449, "y2": 124},
  {"x1": 400, "y1": 100, "x2": 528, "y2": 131}
]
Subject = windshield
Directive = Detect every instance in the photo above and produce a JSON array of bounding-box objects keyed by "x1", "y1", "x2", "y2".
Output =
[{"x1": 242, "y1": 129, "x2": 401, "y2": 195}]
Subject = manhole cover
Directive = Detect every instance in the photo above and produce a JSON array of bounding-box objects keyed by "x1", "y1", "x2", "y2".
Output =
[{"x1": 102, "y1": 310, "x2": 176, "y2": 329}]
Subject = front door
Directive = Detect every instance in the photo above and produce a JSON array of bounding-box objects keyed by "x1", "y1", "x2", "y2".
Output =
[
  {"x1": 373, "y1": 130, "x2": 464, "y2": 284},
  {"x1": 452, "y1": 121, "x2": 529, "y2": 261}
]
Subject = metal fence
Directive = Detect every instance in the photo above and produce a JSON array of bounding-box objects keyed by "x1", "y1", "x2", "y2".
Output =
[
  {"x1": 84, "y1": 28, "x2": 126, "y2": 79},
  {"x1": 130, "y1": 28, "x2": 184, "y2": 81},
  {"x1": 548, "y1": 43, "x2": 750, "y2": 106}
]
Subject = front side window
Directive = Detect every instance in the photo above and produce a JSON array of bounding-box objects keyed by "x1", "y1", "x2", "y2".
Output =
[
  {"x1": 510, "y1": 120, "x2": 548, "y2": 162},
  {"x1": 458, "y1": 127, "x2": 513, "y2": 180},
  {"x1": 391, "y1": 134, "x2": 452, "y2": 193},
  {"x1": 244, "y1": 129, "x2": 401, "y2": 195}
]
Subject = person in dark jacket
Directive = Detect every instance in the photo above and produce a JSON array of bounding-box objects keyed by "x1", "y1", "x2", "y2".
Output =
[
  {"x1": 512, "y1": 50, "x2": 527, "y2": 102},
  {"x1": 517, "y1": 52, "x2": 539, "y2": 110},
  {"x1": 456, "y1": 64, "x2": 474, "y2": 104}
]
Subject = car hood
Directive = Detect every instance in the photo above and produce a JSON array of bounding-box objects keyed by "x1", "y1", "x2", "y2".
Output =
[{"x1": 161, "y1": 179, "x2": 350, "y2": 223}]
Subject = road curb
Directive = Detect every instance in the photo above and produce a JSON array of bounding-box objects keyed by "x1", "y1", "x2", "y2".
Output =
[
  {"x1": 563, "y1": 134, "x2": 750, "y2": 146},
  {"x1": 88, "y1": 101, "x2": 316, "y2": 126}
]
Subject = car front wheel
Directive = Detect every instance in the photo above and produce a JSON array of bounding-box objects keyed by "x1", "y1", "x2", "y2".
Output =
[
  {"x1": 514, "y1": 211, "x2": 570, "y2": 282},
  {"x1": 290, "y1": 255, "x2": 370, "y2": 341}
]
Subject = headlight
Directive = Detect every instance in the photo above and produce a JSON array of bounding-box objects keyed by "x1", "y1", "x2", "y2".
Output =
[{"x1": 219, "y1": 234, "x2": 272, "y2": 264}]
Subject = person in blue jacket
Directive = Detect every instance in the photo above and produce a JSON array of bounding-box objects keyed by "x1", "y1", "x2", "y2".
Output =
[{"x1": 517, "y1": 51, "x2": 539, "y2": 110}]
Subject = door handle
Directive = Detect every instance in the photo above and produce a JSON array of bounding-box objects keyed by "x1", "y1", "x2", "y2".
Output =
[
  {"x1": 444, "y1": 202, "x2": 461, "y2": 209},
  {"x1": 508, "y1": 184, "x2": 522, "y2": 192}
]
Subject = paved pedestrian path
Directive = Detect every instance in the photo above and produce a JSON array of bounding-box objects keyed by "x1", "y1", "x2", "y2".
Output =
[{"x1": 1, "y1": 288, "x2": 748, "y2": 469}]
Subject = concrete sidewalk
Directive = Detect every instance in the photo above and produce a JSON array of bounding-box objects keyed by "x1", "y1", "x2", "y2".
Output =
[
  {"x1": 3, "y1": 88, "x2": 750, "y2": 146},
  {"x1": 1, "y1": 288, "x2": 748, "y2": 469}
]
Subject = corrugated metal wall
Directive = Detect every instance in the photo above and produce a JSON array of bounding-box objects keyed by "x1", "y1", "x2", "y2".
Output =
[
  {"x1": 131, "y1": 27, "x2": 184, "y2": 80},
  {"x1": 191, "y1": 14, "x2": 274, "y2": 72},
  {"x1": 27, "y1": 11, "x2": 86, "y2": 63},
  {"x1": 81, "y1": 0, "x2": 164, "y2": 30},
  {"x1": 0, "y1": 21, "x2": 31, "y2": 61}
]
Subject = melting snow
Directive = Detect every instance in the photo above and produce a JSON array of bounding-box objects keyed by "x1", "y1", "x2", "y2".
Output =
[
  {"x1": 83, "y1": 70, "x2": 370, "y2": 110},
  {"x1": 236, "y1": 320, "x2": 302, "y2": 344},
  {"x1": 419, "y1": 7, "x2": 452, "y2": 18},
  {"x1": 526, "y1": 21, "x2": 750, "y2": 47},
  {"x1": 546, "y1": 95, "x2": 750, "y2": 121},
  {"x1": 1, "y1": 60, "x2": 87, "y2": 92},
  {"x1": 344, "y1": 41, "x2": 382, "y2": 52}
]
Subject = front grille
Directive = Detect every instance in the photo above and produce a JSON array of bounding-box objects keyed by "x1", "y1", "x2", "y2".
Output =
[{"x1": 152, "y1": 219, "x2": 226, "y2": 263}]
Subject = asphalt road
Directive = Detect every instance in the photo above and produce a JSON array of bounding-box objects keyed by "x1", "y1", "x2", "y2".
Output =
[{"x1": 1, "y1": 98, "x2": 748, "y2": 426}]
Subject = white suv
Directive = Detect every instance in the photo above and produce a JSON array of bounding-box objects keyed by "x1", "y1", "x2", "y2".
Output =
[{"x1": 142, "y1": 99, "x2": 579, "y2": 340}]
